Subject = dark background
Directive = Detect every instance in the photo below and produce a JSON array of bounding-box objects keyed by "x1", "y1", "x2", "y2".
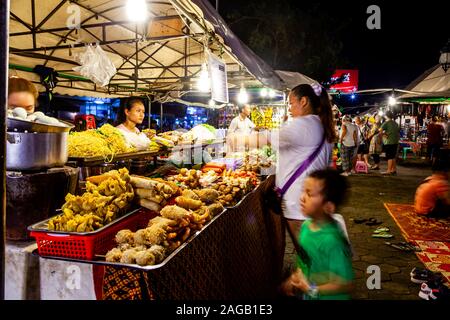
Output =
[{"x1": 210, "y1": 0, "x2": 449, "y2": 90}]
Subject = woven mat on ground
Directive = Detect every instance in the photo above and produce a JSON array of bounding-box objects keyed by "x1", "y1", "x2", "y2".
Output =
[
  {"x1": 99, "y1": 265, "x2": 155, "y2": 300},
  {"x1": 411, "y1": 240, "x2": 450, "y2": 284},
  {"x1": 384, "y1": 203, "x2": 450, "y2": 241}
]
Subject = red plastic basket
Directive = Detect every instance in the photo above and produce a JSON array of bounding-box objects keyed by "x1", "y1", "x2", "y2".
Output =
[{"x1": 29, "y1": 208, "x2": 158, "y2": 260}]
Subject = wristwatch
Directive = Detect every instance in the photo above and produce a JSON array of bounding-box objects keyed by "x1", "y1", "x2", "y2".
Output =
[{"x1": 307, "y1": 284, "x2": 319, "y2": 299}]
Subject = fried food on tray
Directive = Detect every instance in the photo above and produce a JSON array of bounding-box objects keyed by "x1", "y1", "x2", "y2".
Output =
[
  {"x1": 148, "y1": 245, "x2": 166, "y2": 264},
  {"x1": 133, "y1": 225, "x2": 166, "y2": 246},
  {"x1": 115, "y1": 229, "x2": 134, "y2": 245},
  {"x1": 105, "y1": 248, "x2": 123, "y2": 262},
  {"x1": 135, "y1": 249, "x2": 156, "y2": 266},
  {"x1": 139, "y1": 198, "x2": 161, "y2": 212},
  {"x1": 135, "y1": 188, "x2": 164, "y2": 204},
  {"x1": 175, "y1": 196, "x2": 203, "y2": 210},
  {"x1": 207, "y1": 202, "x2": 224, "y2": 217},
  {"x1": 181, "y1": 189, "x2": 200, "y2": 200},
  {"x1": 160, "y1": 205, "x2": 192, "y2": 221},
  {"x1": 147, "y1": 216, "x2": 177, "y2": 229},
  {"x1": 194, "y1": 189, "x2": 220, "y2": 204},
  {"x1": 120, "y1": 248, "x2": 139, "y2": 264}
]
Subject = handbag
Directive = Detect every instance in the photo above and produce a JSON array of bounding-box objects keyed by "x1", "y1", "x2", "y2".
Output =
[{"x1": 265, "y1": 134, "x2": 326, "y2": 214}]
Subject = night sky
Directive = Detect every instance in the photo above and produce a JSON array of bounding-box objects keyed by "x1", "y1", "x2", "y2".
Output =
[{"x1": 211, "y1": 0, "x2": 449, "y2": 90}]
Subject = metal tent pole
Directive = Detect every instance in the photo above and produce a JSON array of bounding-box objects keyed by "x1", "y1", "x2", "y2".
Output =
[{"x1": 0, "y1": 0, "x2": 10, "y2": 301}]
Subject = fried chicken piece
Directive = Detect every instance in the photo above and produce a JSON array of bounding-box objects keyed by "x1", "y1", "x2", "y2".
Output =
[
  {"x1": 115, "y1": 229, "x2": 134, "y2": 245},
  {"x1": 105, "y1": 248, "x2": 123, "y2": 262},
  {"x1": 181, "y1": 189, "x2": 200, "y2": 200},
  {"x1": 135, "y1": 249, "x2": 156, "y2": 266},
  {"x1": 194, "y1": 189, "x2": 220, "y2": 204},
  {"x1": 175, "y1": 196, "x2": 203, "y2": 210},
  {"x1": 133, "y1": 225, "x2": 166, "y2": 246},
  {"x1": 147, "y1": 216, "x2": 177, "y2": 229},
  {"x1": 120, "y1": 248, "x2": 139, "y2": 264},
  {"x1": 148, "y1": 245, "x2": 166, "y2": 263},
  {"x1": 160, "y1": 205, "x2": 192, "y2": 221},
  {"x1": 207, "y1": 202, "x2": 224, "y2": 217}
]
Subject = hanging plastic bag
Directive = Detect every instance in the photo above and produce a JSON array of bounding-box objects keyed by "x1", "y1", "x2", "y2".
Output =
[{"x1": 73, "y1": 44, "x2": 116, "y2": 87}]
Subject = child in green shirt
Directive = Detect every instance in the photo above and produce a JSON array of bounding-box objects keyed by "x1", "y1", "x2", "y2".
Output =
[{"x1": 281, "y1": 169, "x2": 354, "y2": 300}]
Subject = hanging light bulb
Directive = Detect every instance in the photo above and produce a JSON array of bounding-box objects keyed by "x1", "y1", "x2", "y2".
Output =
[
  {"x1": 268, "y1": 89, "x2": 276, "y2": 98},
  {"x1": 237, "y1": 85, "x2": 249, "y2": 104},
  {"x1": 446, "y1": 105, "x2": 450, "y2": 113},
  {"x1": 196, "y1": 63, "x2": 210, "y2": 92},
  {"x1": 378, "y1": 110, "x2": 384, "y2": 117},
  {"x1": 388, "y1": 96, "x2": 397, "y2": 106},
  {"x1": 260, "y1": 88, "x2": 268, "y2": 97},
  {"x1": 126, "y1": 0, "x2": 148, "y2": 22}
]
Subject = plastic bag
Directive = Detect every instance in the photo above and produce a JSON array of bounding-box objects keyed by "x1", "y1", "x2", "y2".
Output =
[{"x1": 73, "y1": 44, "x2": 116, "y2": 87}]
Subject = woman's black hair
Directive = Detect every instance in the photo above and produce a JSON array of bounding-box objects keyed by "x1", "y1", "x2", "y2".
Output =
[
  {"x1": 115, "y1": 97, "x2": 144, "y2": 126},
  {"x1": 290, "y1": 84, "x2": 337, "y2": 143}
]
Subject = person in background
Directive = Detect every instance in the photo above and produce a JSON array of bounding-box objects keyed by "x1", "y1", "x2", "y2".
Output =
[
  {"x1": 426, "y1": 116, "x2": 445, "y2": 167},
  {"x1": 355, "y1": 116, "x2": 370, "y2": 166},
  {"x1": 115, "y1": 97, "x2": 151, "y2": 151},
  {"x1": 339, "y1": 115, "x2": 357, "y2": 176},
  {"x1": 8, "y1": 77, "x2": 39, "y2": 113},
  {"x1": 228, "y1": 104, "x2": 255, "y2": 135},
  {"x1": 281, "y1": 169, "x2": 353, "y2": 300},
  {"x1": 379, "y1": 111, "x2": 400, "y2": 175},
  {"x1": 414, "y1": 160, "x2": 449, "y2": 218},
  {"x1": 367, "y1": 115, "x2": 383, "y2": 170}
]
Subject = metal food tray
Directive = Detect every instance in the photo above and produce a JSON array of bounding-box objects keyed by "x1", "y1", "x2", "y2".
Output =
[
  {"x1": 32, "y1": 208, "x2": 227, "y2": 271},
  {"x1": 68, "y1": 150, "x2": 165, "y2": 167},
  {"x1": 27, "y1": 205, "x2": 140, "y2": 235}
]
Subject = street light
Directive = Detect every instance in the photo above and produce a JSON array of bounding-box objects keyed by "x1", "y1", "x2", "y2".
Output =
[
  {"x1": 439, "y1": 39, "x2": 450, "y2": 73},
  {"x1": 388, "y1": 96, "x2": 397, "y2": 106}
]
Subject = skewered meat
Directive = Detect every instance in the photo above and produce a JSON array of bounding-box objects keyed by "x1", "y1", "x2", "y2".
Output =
[
  {"x1": 115, "y1": 229, "x2": 134, "y2": 245},
  {"x1": 105, "y1": 248, "x2": 123, "y2": 262}
]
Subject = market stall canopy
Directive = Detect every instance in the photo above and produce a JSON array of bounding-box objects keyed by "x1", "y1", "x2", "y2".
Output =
[
  {"x1": 9, "y1": 0, "x2": 283, "y2": 99},
  {"x1": 400, "y1": 64, "x2": 450, "y2": 100},
  {"x1": 275, "y1": 70, "x2": 318, "y2": 89}
]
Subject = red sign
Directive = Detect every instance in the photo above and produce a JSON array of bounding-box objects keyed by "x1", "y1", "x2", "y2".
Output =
[{"x1": 329, "y1": 69, "x2": 359, "y2": 93}]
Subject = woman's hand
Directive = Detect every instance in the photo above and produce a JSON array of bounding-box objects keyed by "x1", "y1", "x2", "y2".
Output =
[{"x1": 290, "y1": 268, "x2": 310, "y2": 293}]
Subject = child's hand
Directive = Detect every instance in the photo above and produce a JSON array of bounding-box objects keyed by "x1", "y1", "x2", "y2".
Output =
[{"x1": 290, "y1": 268, "x2": 310, "y2": 293}]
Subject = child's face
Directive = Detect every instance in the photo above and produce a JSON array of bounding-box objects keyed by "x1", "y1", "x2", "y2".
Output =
[{"x1": 300, "y1": 177, "x2": 327, "y2": 218}]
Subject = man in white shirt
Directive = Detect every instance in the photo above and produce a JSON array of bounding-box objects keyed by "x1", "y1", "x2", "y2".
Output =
[{"x1": 228, "y1": 105, "x2": 255, "y2": 135}]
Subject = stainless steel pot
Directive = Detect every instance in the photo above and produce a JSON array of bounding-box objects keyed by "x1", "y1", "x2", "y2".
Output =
[
  {"x1": 7, "y1": 117, "x2": 74, "y2": 133},
  {"x1": 6, "y1": 132, "x2": 69, "y2": 170}
]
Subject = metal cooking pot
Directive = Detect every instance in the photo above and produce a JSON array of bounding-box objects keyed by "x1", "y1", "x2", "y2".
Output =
[
  {"x1": 6, "y1": 132, "x2": 69, "y2": 171},
  {"x1": 7, "y1": 117, "x2": 74, "y2": 133}
]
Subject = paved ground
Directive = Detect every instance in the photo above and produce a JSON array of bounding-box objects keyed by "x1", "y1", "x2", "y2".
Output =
[{"x1": 283, "y1": 161, "x2": 433, "y2": 300}]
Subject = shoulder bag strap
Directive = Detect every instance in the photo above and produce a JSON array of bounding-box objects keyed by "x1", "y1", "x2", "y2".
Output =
[{"x1": 276, "y1": 134, "x2": 326, "y2": 196}]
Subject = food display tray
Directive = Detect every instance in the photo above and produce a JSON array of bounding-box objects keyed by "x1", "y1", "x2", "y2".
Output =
[
  {"x1": 68, "y1": 150, "x2": 166, "y2": 167},
  {"x1": 28, "y1": 207, "x2": 157, "y2": 260},
  {"x1": 32, "y1": 208, "x2": 227, "y2": 271}
]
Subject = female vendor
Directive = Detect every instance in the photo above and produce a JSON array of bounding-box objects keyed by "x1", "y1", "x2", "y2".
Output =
[
  {"x1": 115, "y1": 97, "x2": 151, "y2": 151},
  {"x1": 8, "y1": 77, "x2": 39, "y2": 113}
]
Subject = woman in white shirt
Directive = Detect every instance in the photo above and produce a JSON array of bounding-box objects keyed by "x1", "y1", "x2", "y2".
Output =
[
  {"x1": 115, "y1": 97, "x2": 151, "y2": 151},
  {"x1": 275, "y1": 84, "x2": 336, "y2": 242}
]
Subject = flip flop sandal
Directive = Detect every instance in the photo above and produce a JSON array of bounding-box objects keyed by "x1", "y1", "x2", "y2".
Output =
[
  {"x1": 384, "y1": 242, "x2": 410, "y2": 251},
  {"x1": 372, "y1": 232, "x2": 394, "y2": 238},
  {"x1": 352, "y1": 218, "x2": 368, "y2": 224},
  {"x1": 366, "y1": 218, "x2": 383, "y2": 226},
  {"x1": 400, "y1": 242, "x2": 421, "y2": 252},
  {"x1": 373, "y1": 227, "x2": 390, "y2": 233}
]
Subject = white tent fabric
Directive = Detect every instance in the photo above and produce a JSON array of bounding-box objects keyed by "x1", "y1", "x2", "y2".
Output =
[
  {"x1": 8, "y1": 0, "x2": 270, "y2": 99},
  {"x1": 400, "y1": 64, "x2": 450, "y2": 99},
  {"x1": 275, "y1": 70, "x2": 318, "y2": 89}
]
